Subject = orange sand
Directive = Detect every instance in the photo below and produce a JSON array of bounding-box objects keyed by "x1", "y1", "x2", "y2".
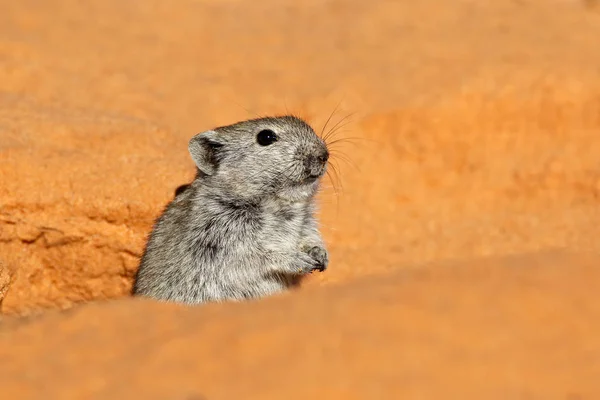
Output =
[
  {"x1": 1, "y1": 0, "x2": 600, "y2": 397},
  {"x1": 2, "y1": 251, "x2": 600, "y2": 398}
]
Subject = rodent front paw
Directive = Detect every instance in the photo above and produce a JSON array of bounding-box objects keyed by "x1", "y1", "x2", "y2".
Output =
[
  {"x1": 306, "y1": 246, "x2": 328, "y2": 272},
  {"x1": 293, "y1": 248, "x2": 327, "y2": 275}
]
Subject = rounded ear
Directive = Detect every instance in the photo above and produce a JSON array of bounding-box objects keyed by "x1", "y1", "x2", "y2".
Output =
[{"x1": 188, "y1": 130, "x2": 223, "y2": 176}]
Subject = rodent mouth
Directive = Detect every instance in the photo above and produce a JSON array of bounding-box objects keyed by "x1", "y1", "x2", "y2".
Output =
[{"x1": 299, "y1": 174, "x2": 321, "y2": 185}]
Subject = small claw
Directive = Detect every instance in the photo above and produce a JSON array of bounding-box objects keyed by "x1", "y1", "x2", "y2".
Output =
[{"x1": 307, "y1": 246, "x2": 328, "y2": 272}]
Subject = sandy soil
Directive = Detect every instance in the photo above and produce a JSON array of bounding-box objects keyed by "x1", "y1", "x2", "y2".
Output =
[
  {"x1": 2, "y1": 251, "x2": 600, "y2": 398},
  {"x1": 1, "y1": 0, "x2": 600, "y2": 397}
]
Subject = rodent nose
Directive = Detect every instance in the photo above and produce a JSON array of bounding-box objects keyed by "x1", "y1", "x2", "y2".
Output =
[
  {"x1": 318, "y1": 151, "x2": 329, "y2": 164},
  {"x1": 305, "y1": 152, "x2": 328, "y2": 179}
]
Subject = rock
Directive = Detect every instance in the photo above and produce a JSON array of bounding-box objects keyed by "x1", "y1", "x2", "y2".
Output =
[{"x1": 0, "y1": 263, "x2": 10, "y2": 307}]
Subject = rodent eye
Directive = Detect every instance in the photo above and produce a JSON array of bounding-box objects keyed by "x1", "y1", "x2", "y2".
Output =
[{"x1": 256, "y1": 129, "x2": 278, "y2": 146}]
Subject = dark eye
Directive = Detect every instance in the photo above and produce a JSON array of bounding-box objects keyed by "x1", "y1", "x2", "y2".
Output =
[{"x1": 256, "y1": 129, "x2": 278, "y2": 146}]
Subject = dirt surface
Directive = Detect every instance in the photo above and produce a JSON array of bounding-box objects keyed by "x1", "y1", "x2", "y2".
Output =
[
  {"x1": 2, "y1": 250, "x2": 600, "y2": 399},
  {"x1": 1, "y1": 0, "x2": 600, "y2": 397}
]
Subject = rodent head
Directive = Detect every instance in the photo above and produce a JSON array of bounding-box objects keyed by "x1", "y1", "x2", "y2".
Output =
[{"x1": 188, "y1": 115, "x2": 329, "y2": 201}]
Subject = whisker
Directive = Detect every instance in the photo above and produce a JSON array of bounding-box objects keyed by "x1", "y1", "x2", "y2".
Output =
[
  {"x1": 326, "y1": 136, "x2": 369, "y2": 148},
  {"x1": 324, "y1": 111, "x2": 355, "y2": 139},
  {"x1": 324, "y1": 123, "x2": 356, "y2": 144},
  {"x1": 230, "y1": 99, "x2": 263, "y2": 119},
  {"x1": 325, "y1": 170, "x2": 339, "y2": 197},
  {"x1": 319, "y1": 102, "x2": 343, "y2": 139},
  {"x1": 329, "y1": 150, "x2": 360, "y2": 172},
  {"x1": 323, "y1": 169, "x2": 340, "y2": 215},
  {"x1": 327, "y1": 161, "x2": 344, "y2": 195},
  {"x1": 323, "y1": 112, "x2": 356, "y2": 143}
]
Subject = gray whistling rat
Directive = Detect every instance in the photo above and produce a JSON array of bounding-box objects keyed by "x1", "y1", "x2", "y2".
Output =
[{"x1": 133, "y1": 115, "x2": 329, "y2": 304}]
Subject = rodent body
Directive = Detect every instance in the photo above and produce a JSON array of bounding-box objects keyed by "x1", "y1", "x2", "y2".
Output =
[{"x1": 133, "y1": 115, "x2": 329, "y2": 304}]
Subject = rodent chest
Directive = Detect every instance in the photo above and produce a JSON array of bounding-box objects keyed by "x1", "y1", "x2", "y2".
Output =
[
  {"x1": 206, "y1": 199, "x2": 306, "y2": 247},
  {"x1": 260, "y1": 202, "x2": 307, "y2": 247}
]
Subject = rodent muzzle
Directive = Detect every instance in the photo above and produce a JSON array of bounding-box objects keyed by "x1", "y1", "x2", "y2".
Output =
[{"x1": 304, "y1": 149, "x2": 329, "y2": 180}]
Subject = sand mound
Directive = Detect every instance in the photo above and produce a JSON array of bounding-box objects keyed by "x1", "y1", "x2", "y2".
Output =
[{"x1": 1, "y1": 251, "x2": 599, "y2": 398}]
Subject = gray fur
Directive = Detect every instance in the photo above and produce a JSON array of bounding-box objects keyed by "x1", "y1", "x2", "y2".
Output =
[{"x1": 133, "y1": 115, "x2": 329, "y2": 304}]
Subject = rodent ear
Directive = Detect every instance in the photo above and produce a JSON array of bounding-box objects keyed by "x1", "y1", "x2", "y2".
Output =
[{"x1": 188, "y1": 130, "x2": 223, "y2": 176}]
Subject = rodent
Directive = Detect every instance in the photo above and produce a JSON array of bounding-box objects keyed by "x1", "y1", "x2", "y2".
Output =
[{"x1": 132, "y1": 115, "x2": 330, "y2": 304}]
